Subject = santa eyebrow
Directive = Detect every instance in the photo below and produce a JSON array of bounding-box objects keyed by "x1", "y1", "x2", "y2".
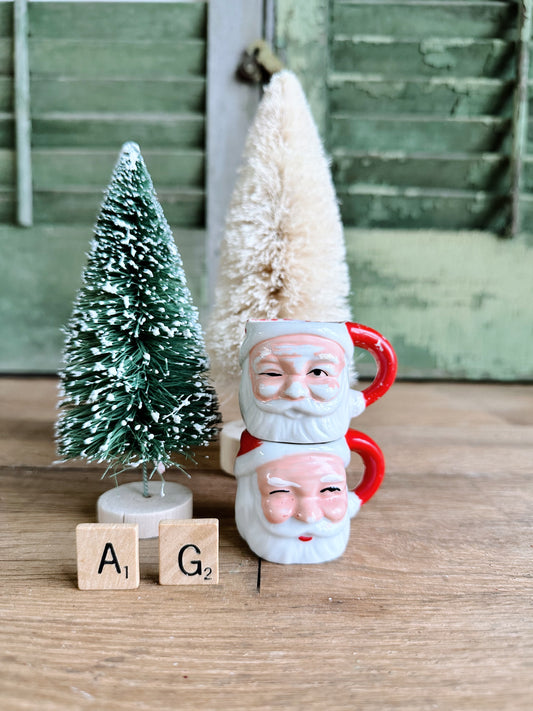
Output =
[
  {"x1": 267, "y1": 475, "x2": 301, "y2": 488},
  {"x1": 320, "y1": 473, "x2": 345, "y2": 483},
  {"x1": 311, "y1": 353, "x2": 340, "y2": 364},
  {"x1": 253, "y1": 355, "x2": 282, "y2": 371}
]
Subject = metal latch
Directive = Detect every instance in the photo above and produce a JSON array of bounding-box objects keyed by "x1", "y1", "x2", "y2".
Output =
[{"x1": 237, "y1": 39, "x2": 284, "y2": 83}]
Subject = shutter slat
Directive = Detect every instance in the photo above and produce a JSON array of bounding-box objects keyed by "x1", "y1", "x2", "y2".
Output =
[
  {"x1": 28, "y1": 1, "x2": 206, "y2": 41},
  {"x1": 330, "y1": 115, "x2": 509, "y2": 153},
  {"x1": 331, "y1": 37, "x2": 515, "y2": 78},
  {"x1": 31, "y1": 149, "x2": 204, "y2": 190},
  {"x1": 31, "y1": 114, "x2": 205, "y2": 150},
  {"x1": 0, "y1": 76, "x2": 12, "y2": 112},
  {"x1": 30, "y1": 78, "x2": 205, "y2": 114},
  {"x1": 0, "y1": 147, "x2": 13, "y2": 184},
  {"x1": 32, "y1": 189, "x2": 205, "y2": 227},
  {"x1": 333, "y1": 152, "x2": 510, "y2": 192},
  {"x1": 329, "y1": 76, "x2": 514, "y2": 116},
  {"x1": 332, "y1": 2, "x2": 518, "y2": 41},
  {"x1": 337, "y1": 188, "x2": 509, "y2": 232},
  {"x1": 29, "y1": 39, "x2": 206, "y2": 79}
]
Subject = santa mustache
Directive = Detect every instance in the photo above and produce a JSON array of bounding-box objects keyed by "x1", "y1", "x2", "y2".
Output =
[
  {"x1": 254, "y1": 395, "x2": 341, "y2": 418},
  {"x1": 258, "y1": 509, "x2": 349, "y2": 539}
]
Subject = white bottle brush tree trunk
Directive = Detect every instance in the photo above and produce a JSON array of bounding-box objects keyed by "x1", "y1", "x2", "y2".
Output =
[
  {"x1": 56, "y1": 142, "x2": 220, "y2": 496},
  {"x1": 207, "y1": 70, "x2": 352, "y2": 400}
]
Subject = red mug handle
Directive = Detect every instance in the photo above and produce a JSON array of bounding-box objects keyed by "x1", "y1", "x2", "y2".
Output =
[
  {"x1": 346, "y1": 322, "x2": 398, "y2": 408},
  {"x1": 346, "y1": 428, "x2": 385, "y2": 504}
]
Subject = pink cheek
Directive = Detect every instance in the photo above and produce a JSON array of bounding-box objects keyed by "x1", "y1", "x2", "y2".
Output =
[
  {"x1": 252, "y1": 378, "x2": 284, "y2": 401},
  {"x1": 262, "y1": 498, "x2": 294, "y2": 524},
  {"x1": 307, "y1": 381, "x2": 340, "y2": 402},
  {"x1": 257, "y1": 382, "x2": 283, "y2": 400},
  {"x1": 322, "y1": 498, "x2": 348, "y2": 521}
]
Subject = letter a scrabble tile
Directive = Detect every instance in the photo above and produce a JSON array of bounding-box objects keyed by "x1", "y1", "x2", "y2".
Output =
[
  {"x1": 159, "y1": 519, "x2": 219, "y2": 585},
  {"x1": 76, "y1": 523, "x2": 140, "y2": 590}
]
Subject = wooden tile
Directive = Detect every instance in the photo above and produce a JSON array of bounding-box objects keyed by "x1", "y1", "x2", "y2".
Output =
[
  {"x1": 76, "y1": 523, "x2": 140, "y2": 590},
  {"x1": 159, "y1": 519, "x2": 219, "y2": 585}
]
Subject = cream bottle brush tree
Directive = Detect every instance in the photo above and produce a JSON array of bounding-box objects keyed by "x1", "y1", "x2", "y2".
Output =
[
  {"x1": 206, "y1": 69, "x2": 352, "y2": 403},
  {"x1": 56, "y1": 142, "x2": 220, "y2": 499}
]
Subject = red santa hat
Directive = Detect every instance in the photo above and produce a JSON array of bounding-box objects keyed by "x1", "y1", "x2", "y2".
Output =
[
  {"x1": 234, "y1": 429, "x2": 351, "y2": 479},
  {"x1": 239, "y1": 319, "x2": 355, "y2": 366}
]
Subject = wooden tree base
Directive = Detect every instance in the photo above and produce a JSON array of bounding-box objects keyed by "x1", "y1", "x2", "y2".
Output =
[
  {"x1": 97, "y1": 481, "x2": 193, "y2": 539},
  {"x1": 219, "y1": 419, "x2": 245, "y2": 475}
]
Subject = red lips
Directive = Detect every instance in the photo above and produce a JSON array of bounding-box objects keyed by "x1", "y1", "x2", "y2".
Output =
[{"x1": 299, "y1": 536, "x2": 313, "y2": 542}]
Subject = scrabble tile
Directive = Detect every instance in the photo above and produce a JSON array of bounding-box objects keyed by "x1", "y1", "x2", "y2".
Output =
[
  {"x1": 159, "y1": 519, "x2": 219, "y2": 585},
  {"x1": 76, "y1": 523, "x2": 139, "y2": 590}
]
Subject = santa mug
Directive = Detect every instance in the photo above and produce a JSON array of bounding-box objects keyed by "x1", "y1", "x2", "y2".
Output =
[
  {"x1": 238, "y1": 320, "x2": 397, "y2": 444},
  {"x1": 234, "y1": 428, "x2": 385, "y2": 564}
]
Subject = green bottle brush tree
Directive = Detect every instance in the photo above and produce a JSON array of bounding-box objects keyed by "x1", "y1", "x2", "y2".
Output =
[{"x1": 56, "y1": 142, "x2": 220, "y2": 514}]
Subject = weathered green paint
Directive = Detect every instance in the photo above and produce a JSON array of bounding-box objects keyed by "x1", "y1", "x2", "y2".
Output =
[
  {"x1": 0, "y1": 0, "x2": 208, "y2": 230},
  {"x1": 345, "y1": 229, "x2": 533, "y2": 380},
  {"x1": 338, "y1": 190, "x2": 509, "y2": 232},
  {"x1": 333, "y1": 153, "x2": 510, "y2": 192},
  {"x1": 330, "y1": 116, "x2": 510, "y2": 154},
  {"x1": 0, "y1": 3, "x2": 11, "y2": 35},
  {"x1": 330, "y1": 38, "x2": 516, "y2": 79},
  {"x1": 28, "y1": 1, "x2": 206, "y2": 40},
  {"x1": 329, "y1": 76, "x2": 514, "y2": 117},
  {"x1": 32, "y1": 189, "x2": 204, "y2": 227},
  {"x1": 0, "y1": 191, "x2": 14, "y2": 221},
  {"x1": 326, "y1": 0, "x2": 527, "y2": 239},
  {"x1": 0, "y1": 1, "x2": 210, "y2": 373},
  {"x1": 0, "y1": 118, "x2": 15, "y2": 149},
  {"x1": 31, "y1": 149, "x2": 204, "y2": 190},
  {"x1": 29, "y1": 39, "x2": 206, "y2": 78},
  {"x1": 31, "y1": 115, "x2": 205, "y2": 149},
  {"x1": 0, "y1": 226, "x2": 208, "y2": 373},
  {"x1": 0, "y1": 4, "x2": 12, "y2": 209},
  {"x1": 275, "y1": 0, "x2": 329, "y2": 137},
  {"x1": 14, "y1": 0, "x2": 32, "y2": 226},
  {"x1": 30, "y1": 78, "x2": 205, "y2": 114},
  {"x1": 277, "y1": 0, "x2": 533, "y2": 379},
  {"x1": 0, "y1": 77, "x2": 12, "y2": 112},
  {"x1": 509, "y1": 0, "x2": 533, "y2": 236},
  {"x1": 331, "y1": 2, "x2": 517, "y2": 41},
  {"x1": 0, "y1": 148, "x2": 14, "y2": 184}
]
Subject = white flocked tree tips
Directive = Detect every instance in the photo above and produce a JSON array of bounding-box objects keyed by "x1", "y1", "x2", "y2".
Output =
[
  {"x1": 207, "y1": 70, "x2": 352, "y2": 398},
  {"x1": 57, "y1": 142, "x2": 220, "y2": 492}
]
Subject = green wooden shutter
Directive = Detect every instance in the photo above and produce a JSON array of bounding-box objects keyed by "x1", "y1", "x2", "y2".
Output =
[
  {"x1": 276, "y1": 0, "x2": 533, "y2": 380},
  {"x1": 329, "y1": 0, "x2": 519, "y2": 233},
  {"x1": 29, "y1": 0, "x2": 206, "y2": 227},
  {"x1": 0, "y1": 0, "x2": 208, "y2": 373}
]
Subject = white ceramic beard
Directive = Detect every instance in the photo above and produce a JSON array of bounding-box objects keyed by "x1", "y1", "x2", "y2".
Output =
[
  {"x1": 239, "y1": 358, "x2": 365, "y2": 444},
  {"x1": 235, "y1": 474, "x2": 361, "y2": 564}
]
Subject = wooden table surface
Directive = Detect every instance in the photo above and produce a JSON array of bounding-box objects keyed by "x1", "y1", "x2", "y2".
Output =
[{"x1": 1, "y1": 378, "x2": 532, "y2": 710}]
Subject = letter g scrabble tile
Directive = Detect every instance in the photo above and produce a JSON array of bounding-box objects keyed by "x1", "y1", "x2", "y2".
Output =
[{"x1": 159, "y1": 519, "x2": 219, "y2": 585}]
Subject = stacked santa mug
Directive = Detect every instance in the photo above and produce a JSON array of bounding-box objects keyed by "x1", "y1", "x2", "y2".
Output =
[{"x1": 233, "y1": 320, "x2": 398, "y2": 564}]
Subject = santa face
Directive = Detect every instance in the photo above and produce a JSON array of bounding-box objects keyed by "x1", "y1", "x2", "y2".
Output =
[
  {"x1": 257, "y1": 453, "x2": 348, "y2": 525},
  {"x1": 235, "y1": 452, "x2": 361, "y2": 564},
  {"x1": 239, "y1": 333, "x2": 364, "y2": 443}
]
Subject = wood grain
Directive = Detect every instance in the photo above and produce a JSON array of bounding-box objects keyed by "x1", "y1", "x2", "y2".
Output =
[{"x1": 0, "y1": 378, "x2": 531, "y2": 709}]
